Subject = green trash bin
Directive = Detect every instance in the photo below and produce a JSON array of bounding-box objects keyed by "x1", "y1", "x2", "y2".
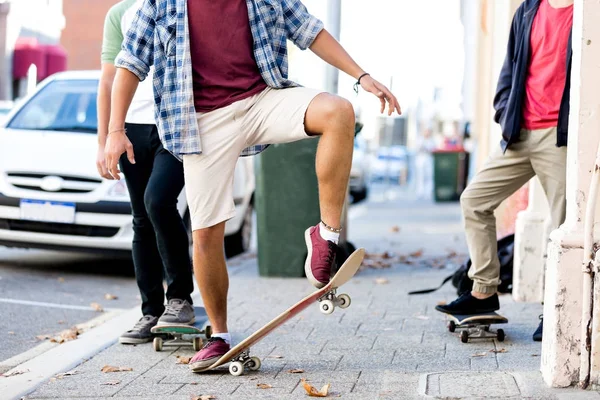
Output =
[
  {"x1": 254, "y1": 140, "x2": 320, "y2": 277},
  {"x1": 433, "y1": 150, "x2": 470, "y2": 202}
]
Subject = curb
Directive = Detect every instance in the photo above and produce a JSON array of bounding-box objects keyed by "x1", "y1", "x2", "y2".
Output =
[{"x1": 0, "y1": 306, "x2": 141, "y2": 400}]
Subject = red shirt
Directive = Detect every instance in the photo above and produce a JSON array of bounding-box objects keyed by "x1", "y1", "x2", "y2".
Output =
[
  {"x1": 522, "y1": 0, "x2": 573, "y2": 130},
  {"x1": 187, "y1": 0, "x2": 267, "y2": 112}
]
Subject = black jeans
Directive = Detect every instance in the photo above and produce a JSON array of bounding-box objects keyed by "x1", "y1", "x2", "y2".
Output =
[{"x1": 120, "y1": 123, "x2": 193, "y2": 317}]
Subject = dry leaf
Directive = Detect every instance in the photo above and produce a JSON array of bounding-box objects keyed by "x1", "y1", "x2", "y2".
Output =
[
  {"x1": 101, "y1": 380, "x2": 121, "y2": 386},
  {"x1": 104, "y1": 293, "x2": 118, "y2": 300},
  {"x1": 490, "y1": 348, "x2": 507, "y2": 354},
  {"x1": 37, "y1": 334, "x2": 52, "y2": 341},
  {"x1": 267, "y1": 355, "x2": 284, "y2": 359},
  {"x1": 101, "y1": 365, "x2": 133, "y2": 373},
  {"x1": 176, "y1": 356, "x2": 192, "y2": 365},
  {"x1": 390, "y1": 226, "x2": 400, "y2": 233},
  {"x1": 410, "y1": 250, "x2": 424, "y2": 258},
  {"x1": 2, "y1": 369, "x2": 29, "y2": 377},
  {"x1": 375, "y1": 278, "x2": 389, "y2": 285},
  {"x1": 49, "y1": 327, "x2": 80, "y2": 343},
  {"x1": 471, "y1": 352, "x2": 487, "y2": 357},
  {"x1": 91, "y1": 303, "x2": 104, "y2": 312},
  {"x1": 55, "y1": 370, "x2": 78, "y2": 379},
  {"x1": 288, "y1": 369, "x2": 305, "y2": 374},
  {"x1": 257, "y1": 383, "x2": 273, "y2": 389},
  {"x1": 192, "y1": 396, "x2": 216, "y2": 400},
  {"x1": 301, "y1": 379, "x2": 330, "y2": 397},
  {"x1": 58, "y1": 277, "x2": 65, "y2": 283},
  {"x1": 7, "y1": 331, "x2": 15, "y2": 335}
]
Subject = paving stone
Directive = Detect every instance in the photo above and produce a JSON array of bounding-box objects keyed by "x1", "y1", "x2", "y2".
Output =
[{"x1": 425, "y1": 371, "x2": 520, "y2": 398}]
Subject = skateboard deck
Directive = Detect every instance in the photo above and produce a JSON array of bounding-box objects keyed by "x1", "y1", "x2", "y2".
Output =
[
  {"x1": 151, "y1": 307, "x2": 212, "y2": 351},
  {"x1": 446, "y1": 312, "x2": 508, "y2": 343},
  {"x1": 190, "y1": 248, "x2": 365, "y2": 375}
]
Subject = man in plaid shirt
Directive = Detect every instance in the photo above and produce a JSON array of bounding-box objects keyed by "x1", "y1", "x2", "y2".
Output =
[{"x1": 105, "y1": 0, "x2": 400, "y2": 369}]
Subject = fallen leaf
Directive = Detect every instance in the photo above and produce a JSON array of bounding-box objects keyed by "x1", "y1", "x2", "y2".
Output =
[
  {"x1": 490, "y1": 348, "x2": 507, "y2": 354},
  {"x1": 100, "y1": 380, "x2": 121, "y2": 386},
  {"x1": 101, "y1": 365, "x2": 133, "y2": 373},
  {"x1": 287, "y1": 369, "x2": 305, "y2": 374},
  {"x1": 410, "y1": 250, "x2": 424, "y2": 258},
  {"x1": 471, "y1": 352, "x2": 487, "y2": 357},
  {"x1": 56, "y1": 370, "x2": 78, "y2": 379},
  {"x1": 176, "y1": 356, "x2": 192, "y2": 365},
  {"x1": 267, "y1": 355, "x2": 284, "y2": 359},
  {"x1": 37, "y1": 334, "x2": 52, "y2": 341},
  {"x1": 375, "y1": 278, "x2": 389, "y2": 285},
  {"x1": 257, "y1": 383, "x2": 273, "y2": 389},
  {"x1": 104, "y1": 293, "x2": 118, "y2": 300},
  {"x1": 58, "y1": 277, "x2": 65, "y2": 283},
  {"x1": 390, "y1": 226, "x2": 400, "y2": 233},
  {"x1": 7, "y1": 331, "x2": 15, "y2": 335},
  {"x1": 192, "y1": 396, "x2": 216, "y2": 400},
  {"x1": 49, "y1": 327, "x2": 80, "y2": 343},
  {"x1": 301, "y1": 379, "x2": 330, "y2": 397},
  {"x1": 2, "y1": 369, "x2": 29, "y2": 377},
  {"x1": 91, "y1": 303, "x2": 104, "y2": 312}
]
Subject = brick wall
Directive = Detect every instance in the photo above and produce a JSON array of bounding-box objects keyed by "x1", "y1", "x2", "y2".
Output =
[{"x1": 61, "y1": 0, "x2": 118, "y2": 70}]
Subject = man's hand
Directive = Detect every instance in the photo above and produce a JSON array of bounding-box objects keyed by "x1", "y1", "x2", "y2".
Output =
[
  {"x1": 104, "y1": 131, "x2": 135, "y2": 180},
  {"x1": 360, "y1": 75, "x2": 402, "y2": 117},
  {"x1": 96, "y1": 147, "x2": 113, "y2": 180}
]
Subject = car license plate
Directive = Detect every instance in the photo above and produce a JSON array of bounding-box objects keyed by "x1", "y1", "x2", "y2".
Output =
[{"x1": 20, "y1": 199, "x2": 76, "y2": 224}]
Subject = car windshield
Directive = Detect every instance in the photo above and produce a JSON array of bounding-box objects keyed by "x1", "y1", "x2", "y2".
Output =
[{"x1": 7, "y1": 79, "x2": 98, "y2": 133}]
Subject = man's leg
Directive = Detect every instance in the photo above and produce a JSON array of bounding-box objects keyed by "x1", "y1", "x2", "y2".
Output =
[
  {"x1": 118, "y1": 123, "x2": 164, "y2": 343},
  {"x1": 243, "y1": 88, "x2": 354, "y2": 287},
  {"x1": 144, "y1": 128, "x2": 195, "y2": 326},
  {"x1": 530, "y1": 127, "x2": 567, "y2": 341},
  {"x1": 436, "y1": 136, "x2": 536, "y2": 315}
]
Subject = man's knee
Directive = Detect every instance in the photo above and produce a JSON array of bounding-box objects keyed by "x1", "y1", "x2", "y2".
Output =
[
  {"x1": 192, "y1": 223, "x2": 225, "y2": 253},
  {"x1": 309, "y1": 94, "x2": 355, "y2": 136}
]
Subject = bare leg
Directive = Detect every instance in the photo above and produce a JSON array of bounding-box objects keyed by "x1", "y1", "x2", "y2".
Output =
[
  {"x1": 192, "y1": 222, "x2": 228, "y2": 333},
  {"x1": 304, "y1": 93, "x2": 355, "y2": 228}
]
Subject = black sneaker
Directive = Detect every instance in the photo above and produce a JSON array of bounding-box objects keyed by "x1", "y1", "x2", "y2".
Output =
[
  {"x1": 119, "y1": 315, "x2": 158, "y2": 344},
  {"x1": 157, "y1": 299, "x2": 195, "y2": 326},
  {"x1": 435, "y1": 292, "x2": 500, "y2": 315},
  {"x1": 533, "y1": 315, "x2": 543, "y2": 342}
]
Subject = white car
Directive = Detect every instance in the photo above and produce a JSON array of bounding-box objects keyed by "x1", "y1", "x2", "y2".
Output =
[
  {"x1": 0, "y1": 71, "x2": 254, "y2": 258},
  {"x1": 0, "y1": 100, "x2": 13, "y2": 125}
]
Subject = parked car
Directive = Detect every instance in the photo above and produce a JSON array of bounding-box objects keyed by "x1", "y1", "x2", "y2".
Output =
[
  {"x1": 349, "y1": 134, "x2": 370, "y2": 202},
  {"x1": 0, "y1": 100, "x2": 13, "y2": 125},
  {"x1": 371, "y1": 145, "x2": 410, "y2": 184},
  {"x1": 0, "y1": 71, "x2": 254, "y2": 258}
]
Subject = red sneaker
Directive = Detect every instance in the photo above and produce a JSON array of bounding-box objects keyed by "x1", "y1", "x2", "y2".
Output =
[
  {"x1": 189, "y1": 337, "x2": 230, "y2": 372},
  {"x1": 304, "y1": 225, "x2": 337, "y2": 289}
]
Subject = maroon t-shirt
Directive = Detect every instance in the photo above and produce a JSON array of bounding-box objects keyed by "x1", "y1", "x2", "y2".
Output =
[{"x1": 187, "y1": 0, "x2": 267, "y2": 112}]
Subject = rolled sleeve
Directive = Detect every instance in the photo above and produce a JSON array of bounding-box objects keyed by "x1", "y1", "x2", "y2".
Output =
[
  {"x1": 115, "y1": 50, "x2": 149, "y2": 81},
  {"x1": 281, "y1": 0, "x2": 324, "y2": 50}
]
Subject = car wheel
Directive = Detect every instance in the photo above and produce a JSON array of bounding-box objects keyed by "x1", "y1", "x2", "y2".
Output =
[{"x1": 224, "y1": 202, "x2": 253, "y2": 259}]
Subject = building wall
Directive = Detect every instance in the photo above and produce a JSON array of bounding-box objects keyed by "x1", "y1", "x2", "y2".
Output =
[{"x1": 61, "y1": 0, "x2": 118, "y2": 71}]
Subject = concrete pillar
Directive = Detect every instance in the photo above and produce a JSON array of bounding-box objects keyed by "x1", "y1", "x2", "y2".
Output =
[
  {"x1": 513, "y1": 177, "x2": 551, "y2": 303},
  {"x1": 541, "y1": 0, "x2": 600, "y2": 388}
]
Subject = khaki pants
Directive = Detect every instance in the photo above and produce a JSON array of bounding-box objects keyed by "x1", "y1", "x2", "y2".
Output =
[{"x1": 461, "y1": 127, "x2": 567, "y2": 294}]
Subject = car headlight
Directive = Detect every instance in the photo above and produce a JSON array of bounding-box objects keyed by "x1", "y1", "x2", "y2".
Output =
[{"x1": 107, "y1": 180, "x2": 130, "y2": 200}]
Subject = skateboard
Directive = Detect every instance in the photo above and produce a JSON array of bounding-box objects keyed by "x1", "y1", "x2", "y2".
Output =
[
  {"x1": 151, "y1": 307, "x2": 212, "y2": 352},
  {"x1": 190, "y1": 248, "x2": 365, "y2": 375},
  {"x1": 446, "y1": 312, "x2": 508, "y2": 343}
]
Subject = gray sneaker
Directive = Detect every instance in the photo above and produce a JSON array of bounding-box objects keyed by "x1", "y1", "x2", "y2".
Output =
[
  {"x1": 119, "y1": 315, "x2": 158, "y2": 344},
  {"x1": 157, "y1": 299, "x2": 195, "y2": 326}
]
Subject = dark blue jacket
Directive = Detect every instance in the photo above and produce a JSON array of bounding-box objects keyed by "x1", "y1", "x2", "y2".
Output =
[{"x1": 493, "y1": 0, "x2": 572, "y2": 151}]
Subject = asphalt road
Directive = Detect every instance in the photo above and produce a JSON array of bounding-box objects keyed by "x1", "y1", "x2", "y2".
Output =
[{"x1": 0, "y1": 248, "x2": 140, "y2": 364}]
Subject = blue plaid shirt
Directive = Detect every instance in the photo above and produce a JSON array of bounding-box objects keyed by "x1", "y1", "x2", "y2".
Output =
[{"x1": 115, "y1": 0, "x2": 324, "y2": 158}]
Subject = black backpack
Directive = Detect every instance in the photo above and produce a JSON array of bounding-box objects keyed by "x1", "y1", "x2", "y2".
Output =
[{"x1": 409, "y1": 234, "x2": 515, "y2": 296}]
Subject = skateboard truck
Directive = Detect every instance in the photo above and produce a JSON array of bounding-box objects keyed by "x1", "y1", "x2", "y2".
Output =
[
  {"x1": 227, "y1": 350, "x2": 262, "y2": 376},
  {"x1": 448, "y1": 321, "x2": 505, "y2": 343},
  {"x1": 317, "y1": 289, "x2": 351, "y2": 315}
]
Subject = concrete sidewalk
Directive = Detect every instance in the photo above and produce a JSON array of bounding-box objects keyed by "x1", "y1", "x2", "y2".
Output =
[{"x1": 18, "y1": 187, "x2": 600, "y2": 399}]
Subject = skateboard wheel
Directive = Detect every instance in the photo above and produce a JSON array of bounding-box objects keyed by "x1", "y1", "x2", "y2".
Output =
[
  {"x1": 448, "y1": 321, "x2": 456, "y2": 333},
  {"x1": 460, "y1": 331, "x2": 469, "y2": 343},
  {"x1": 153, "y1": 337, "x2": 163, "y2": 352},
  {"x1": 337, "y1": 294, "x2": 351, "y2": 309},
  {"x1": 497, "y1": 329, "x2": 505, "y2": 342},
  {"x1": 247, "y1": 356, "x2": 261, "y2": 371},
  {"x1": 319, "y1": 300, "x2": 335, "y2": 315},
  {"x1": 204, "y1": 325, "x2": 212, "y2": 339},
  {"x1": 229, "y1": 361, "x2": 244, "y2": 376},
  {"x1": 193, "y1": 337, "x2": 203, "y2": 351}
]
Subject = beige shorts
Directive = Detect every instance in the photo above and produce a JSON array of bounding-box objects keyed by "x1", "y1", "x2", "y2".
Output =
[{"x1": 183, "y1": 86, "x2": 323, "y2": 231}]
